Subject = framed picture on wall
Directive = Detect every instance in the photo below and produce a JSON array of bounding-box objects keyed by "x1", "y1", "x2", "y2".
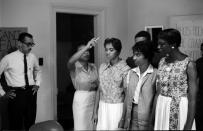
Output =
[
  {"x1": 0, "y1": 27, "x2": 27, "y2": 60},
  {"x1": 145, "y1": 25, "x2": 163, "y2": 44}
]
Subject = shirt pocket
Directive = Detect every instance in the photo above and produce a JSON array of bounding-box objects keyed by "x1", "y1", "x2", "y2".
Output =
[{"x1": 7, "y1": 61, "x2": 24, "y2": 74}]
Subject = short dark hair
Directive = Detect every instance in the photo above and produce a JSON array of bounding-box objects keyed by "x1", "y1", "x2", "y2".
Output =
[
  {"x1": 18, "y1": 32, "x2": 33, "y2": 43},
  {"x1": 132, "y1": 40, "x2": 154, "y2": 62},
  {"x1": 104, "y1": 38, "x2": 122, "y2": 54},
  {"x1": 135, "y1": 31, "x2": 151, "y2": 41},
  {"x1": 158, "y1": 28, "x2": 181, "y2": 47}
]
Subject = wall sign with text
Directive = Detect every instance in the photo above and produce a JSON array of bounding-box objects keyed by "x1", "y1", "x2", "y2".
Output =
[
  {"x1": 0, "y1": 27, "x2": 27, "y2": 60},
  {"x1": 170, "y1": 15, "x2": 203, "y2": 61}
]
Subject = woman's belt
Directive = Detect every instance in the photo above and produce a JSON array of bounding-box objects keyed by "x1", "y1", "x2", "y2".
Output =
[{"x1": 77, "y1": 88, "x2": 97, "y2": 92}]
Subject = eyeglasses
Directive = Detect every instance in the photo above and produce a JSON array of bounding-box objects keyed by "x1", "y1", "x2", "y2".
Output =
[{"x1": 22, "y1": 42, "x2": 35, "y2": 47}]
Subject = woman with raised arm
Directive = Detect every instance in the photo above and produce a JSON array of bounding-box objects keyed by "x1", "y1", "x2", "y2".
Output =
[{"x1": 67, "y1": 38, "x2": 99, "y2": 130}]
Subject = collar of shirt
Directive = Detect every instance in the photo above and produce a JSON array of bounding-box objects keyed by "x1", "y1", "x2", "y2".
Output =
[
  {"x1": 16, "y1": 50, "x2": 30, "y2": 57},
  {"x1": 105, "y1": 62, "x2": 112, "y2": 69},
  {"x1": 104, "y1": 59, "x2": 123, "y2": 70},
  {"x1": 132, "y1": 64, "x2": 154, "y2": 79},
  {"x1": 16, "y1": 50, "x2": 24, "y2": 56}
]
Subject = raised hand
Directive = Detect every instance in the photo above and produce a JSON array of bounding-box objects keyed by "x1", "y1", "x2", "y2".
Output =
[{"x1": 87, "y1": 37, "x2": 100, "y2": 49}]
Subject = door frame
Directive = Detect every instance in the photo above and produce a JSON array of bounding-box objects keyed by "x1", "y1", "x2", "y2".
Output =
[{"x1": 51, "y1": 3, "x2": 106, "y2": 120}]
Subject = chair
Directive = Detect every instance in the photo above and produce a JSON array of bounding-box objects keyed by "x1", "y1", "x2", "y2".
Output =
[{"x1": 29, "y1": 120, "x2": 64, "y2": 131}]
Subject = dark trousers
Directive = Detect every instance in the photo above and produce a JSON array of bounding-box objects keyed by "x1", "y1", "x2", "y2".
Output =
[
  {"x1": 196, "y1": 103, "x2": 203, "y2": 130},
  {"x1": 8, "y1": 85, "x2": 37, "y2": 130},
  {"x1": 0, "y1": 97, "x2": 9, "y2": 130}
]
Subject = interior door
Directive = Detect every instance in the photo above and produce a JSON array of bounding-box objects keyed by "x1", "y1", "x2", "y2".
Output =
[{"x1": 56, "y1": 12, "x2": 94, "y2": 130}]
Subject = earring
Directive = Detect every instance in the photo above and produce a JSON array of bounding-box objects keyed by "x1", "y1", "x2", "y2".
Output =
[{"x1": 171, "y1": 46, "x2": 175, "y2": 49}]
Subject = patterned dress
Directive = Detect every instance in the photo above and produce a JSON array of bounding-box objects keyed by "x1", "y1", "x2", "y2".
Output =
[
  {"x1": 154, "y1": 57, "x2": 196, "y2": 130},
  {"x1": 96, "y1": 60, "x2": 130, "y2": 130}
]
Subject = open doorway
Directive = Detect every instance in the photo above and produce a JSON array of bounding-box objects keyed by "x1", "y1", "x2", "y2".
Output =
[{"x1": 56, "y1": 13, "x2": 95, "y2": 130}]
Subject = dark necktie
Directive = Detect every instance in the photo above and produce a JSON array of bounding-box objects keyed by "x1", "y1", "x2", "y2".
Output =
[{"x1": 24, "y1": 54, "x2": 29, "y2": 86}]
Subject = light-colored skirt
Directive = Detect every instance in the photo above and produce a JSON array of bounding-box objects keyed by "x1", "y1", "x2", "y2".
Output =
[
  {"x1": 154, "y1": 95, "x2": 196, "y2": 130},
  {"x1": 96, "y1": 100, "x2": 123, "y2": 130},
  {"x1": 72, "y1": 90, "x2": 96, "y2": 130}
]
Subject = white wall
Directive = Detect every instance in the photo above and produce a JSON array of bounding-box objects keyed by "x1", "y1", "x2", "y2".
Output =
[
  {"x1": 127, "y1": 0, "x2": 203, "y2": 56},
  {"x1": 1, "y1": 0, "x2": 128, "y2": 122},
  {"x1": 0, "y1": 0, "x2": 2, "y2": 26}
]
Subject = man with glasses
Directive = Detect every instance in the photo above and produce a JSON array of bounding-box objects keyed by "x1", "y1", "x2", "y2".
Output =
[{"x1": 0, "y1": 32, "x2": 41, "y2": 130}]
